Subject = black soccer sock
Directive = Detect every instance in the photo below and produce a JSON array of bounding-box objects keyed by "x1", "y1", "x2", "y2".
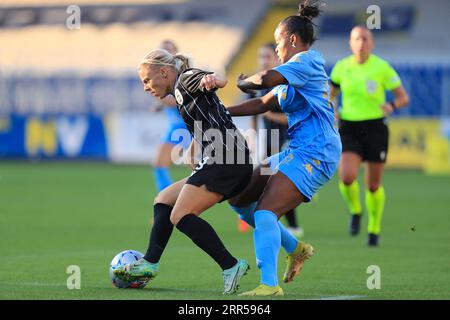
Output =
[
  {"x1": 284, "y1": 209, "x2": 298, "y2": 228},
  {"x1": 176, "y1": 214, "x2": 238, "y2": 271},
  {"x1": 143, "y1": 203, "x2": 174, "y2": 263}
]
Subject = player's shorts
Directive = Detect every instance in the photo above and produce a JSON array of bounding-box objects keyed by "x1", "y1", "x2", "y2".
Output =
[
  {"x1": 161, "y1": 122, "x2": 192, "y2": 150},
  {"x1": 186, "y1": 157, "x2": 253, "y2": 202},
  {"x1": 267, "y1": 149, "x2": 339, "y2": 202},
  {"x1": 339, "y1": 118, "x2": 389, "y2": 163}
]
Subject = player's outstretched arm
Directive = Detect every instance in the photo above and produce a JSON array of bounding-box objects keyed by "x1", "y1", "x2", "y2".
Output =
[
  {"x1": 263, "y1": 111, "x2": 288, "y2": 125},
  {"x1": 237, "y1": 70, "x2": 287, "y2": 93},
  {"x1": 200, "y1": 73, "x2": 228, "y2": 91},
  {"x1": 227, "y1": 91, "x2": 278, "y2": 116}
]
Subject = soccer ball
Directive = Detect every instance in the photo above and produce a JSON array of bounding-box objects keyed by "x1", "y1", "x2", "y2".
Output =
[{"x1": 109, "y1": 250, "x2": 149, "y2": 289}]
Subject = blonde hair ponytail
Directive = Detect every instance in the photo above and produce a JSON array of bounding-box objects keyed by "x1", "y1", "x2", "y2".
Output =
[
  {"x1": 140, "y1": 49, "x2": 191, "y2": 73},
  {"x1": 173, "y1": 54, "x2": 191, "y2": 73}
]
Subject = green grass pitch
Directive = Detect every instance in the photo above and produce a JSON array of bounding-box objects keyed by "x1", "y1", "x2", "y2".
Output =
[{"x1": 0, "y1": 162, "x2": 449, "y2": 300}]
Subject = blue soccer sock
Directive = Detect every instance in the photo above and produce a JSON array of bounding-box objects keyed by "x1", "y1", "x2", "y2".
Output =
[
  {"x1": 279, "y1": 222, "x2": 298, "y2": 254},
  {"x1": 229, "y1": 203, "x2": 298, "y2": 254},
  {"x1": 230, "y1": 203, "x2": 257, "y2": 226},
  {"x1": 254, "y1": 210, "x2": 281, "y2": 287},
  {"x1": 153, "y1": 167, "x2": 172, "y2": 192}
]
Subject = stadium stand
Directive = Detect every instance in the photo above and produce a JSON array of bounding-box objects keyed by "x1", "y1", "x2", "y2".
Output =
[
  {"x1": 0, "y1": 0, "x2": 449, "y2": 171},
  {"x1": 227, "y1": 0, "x2": 450, "y2": 116},
  {"x1": 0, "y1": 0, "x2": 271, "y2": 73}
]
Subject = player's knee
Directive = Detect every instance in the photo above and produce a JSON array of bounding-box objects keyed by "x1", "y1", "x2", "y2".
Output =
[
  {"x1": 169, "y1": 211, "x2": 191, "y2": 225},
  {"x1": 341, "y1": 174, "x2": 356, "y2": 186},
  {"x1": 153, "y1": 193, "x2": 163, "y2": 205},
  {"x1": 254, "y1": 203, "x2": 281, "y2": 219},
  {"x1": 153, "y1": 153, "x2": 164, "y2": 167},
  {"x1": 153, "y1": 155, "x2": 170, "y2": 168},
  {"x1": 154, "y1": 191, "x2": 170, "y2": 206},
  {"x1": 153, "y1": 157, "x2": 168, "y2": 168},
  {"x1": 228, "y1": 195, "x2": 250, "y2": 207},
  {"x1": 169, "y1": 213, "x2": 180, "y2": 225},
  {"x1": 367, "y1": 183, "x2": 380, "y2": 193},
  {"x1": 227, "y1": 197, "x2": 239, "y2": 207}
]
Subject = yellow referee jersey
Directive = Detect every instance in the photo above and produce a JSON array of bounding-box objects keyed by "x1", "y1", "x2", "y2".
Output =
[{"x1": 330, "y1": 54, "x2": 402, "y2": 121}]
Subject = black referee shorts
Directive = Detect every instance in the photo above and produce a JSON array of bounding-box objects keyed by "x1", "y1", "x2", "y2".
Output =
[
  {"x1": 186, "y1": 159, "x2": 253, "y2": 202},
  {"x1": 339, "y1": 118, "x2": 389, "y2": 163}
]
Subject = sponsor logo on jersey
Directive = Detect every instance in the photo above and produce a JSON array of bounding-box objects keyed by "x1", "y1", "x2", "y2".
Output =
[
  {"x1": 174, "y1": 88, "x2": 184, "y2": 105},
  {"x1": 366, "y1": 80, "x2": 377, "y2": 94}
]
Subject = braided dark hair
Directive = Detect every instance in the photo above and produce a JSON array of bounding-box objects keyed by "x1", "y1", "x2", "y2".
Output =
[{"x1": 280, "y1": 0, "x2": 323, "y2": 46}]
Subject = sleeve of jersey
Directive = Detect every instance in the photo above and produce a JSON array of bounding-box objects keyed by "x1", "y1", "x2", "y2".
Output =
[
  {"x1": 270, "y1": 86, "x2": 279, "y2": 97},
  {"x1": 383, "y1": 63, "x2": 402, "y2": 91},
  {"x1": 330, "y1": 61, "x2": 342, "y2": 87},
  {"x1": 268, "y1": 87, "x2": 282, "y2": 111},
  {"x1": 180, "y1": 69, "x2": 214, "y2": 94},
  {"x1": 273, "y1": 59, "x2": 311, "y2": 87}
]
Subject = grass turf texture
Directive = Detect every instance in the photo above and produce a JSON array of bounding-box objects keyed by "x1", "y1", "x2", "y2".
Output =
[{"x1": 0, "y1": 162, "x2": 449, "y2": 300}]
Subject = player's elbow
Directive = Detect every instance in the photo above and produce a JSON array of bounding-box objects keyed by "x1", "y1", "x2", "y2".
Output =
[
  {"x1": 260, "y1": 70, "x2": 274, "y2": 88},
  {"x1": 260, "y1": 69, "x2": 285, "y2": 88},
  {"x1": 213, "y1": 73, "x2": 227, "y2": 88},
  {"x1": 219, "y1": 78, "x2": 228, "y2": 88}
]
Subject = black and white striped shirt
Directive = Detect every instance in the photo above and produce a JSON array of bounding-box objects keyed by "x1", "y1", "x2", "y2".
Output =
[{"x1": 173, "y1": 68, "x2": 250, "y2": 165}]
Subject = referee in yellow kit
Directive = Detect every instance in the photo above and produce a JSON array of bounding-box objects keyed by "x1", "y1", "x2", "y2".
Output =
[{"x1": 330, "y1": 26, "x2": 410, "y2": 246}]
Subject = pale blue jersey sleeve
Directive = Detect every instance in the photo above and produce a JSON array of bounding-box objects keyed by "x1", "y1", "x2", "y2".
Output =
[
  {"x1": 273, "y1": 55, "x2": 312, "y2": 87},
  {"x1": 271, "y1": 86, "x2": 279, "y2": 97}
]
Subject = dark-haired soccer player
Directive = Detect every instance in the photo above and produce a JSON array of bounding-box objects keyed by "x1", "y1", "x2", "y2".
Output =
[
  {"x1": 227, "y1": 0, "x2": 342, "y2": 295},
  {"x1": 245, "y1": 42, "x2": 303, "y2": 238}
]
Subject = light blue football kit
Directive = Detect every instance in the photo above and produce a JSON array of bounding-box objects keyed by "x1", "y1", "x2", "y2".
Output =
[
  {"x1": 268, "y1": 49, "x2": 341, "y2": 201},
  {"x1": 162, "y1": 106, "x2": 191, "y2": 148},
  {"x1": 230, "y1": 49, "x2": 342, "y2": 287}
]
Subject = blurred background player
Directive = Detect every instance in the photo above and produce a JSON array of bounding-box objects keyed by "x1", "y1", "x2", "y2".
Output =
[
  {"x1": 241, "y1": 42, "x2": 303, "y2": 237},
  {"x1": 152, "y1": 40, "x2": 191, "y2": 192},
  {"x1": 330, "y1": 26, "x2": 410, "y2": 246}
]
